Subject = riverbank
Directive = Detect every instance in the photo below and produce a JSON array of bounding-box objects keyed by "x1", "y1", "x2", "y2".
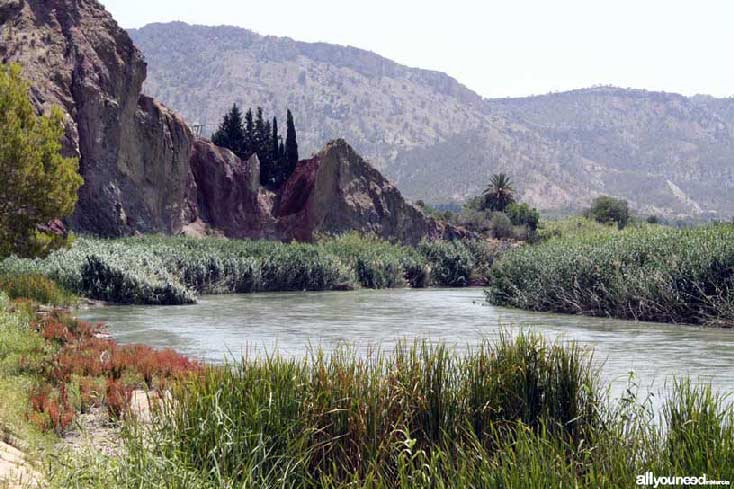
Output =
[
  {"x1": 1, "y1": 293, "x2": 733, "y2": 487},
  {"x1": 0, "y1": 234, "x2": 505, "y2": 306},
  {"x1": 488, "y1": 223, "x2": 734, "y2": 327}
]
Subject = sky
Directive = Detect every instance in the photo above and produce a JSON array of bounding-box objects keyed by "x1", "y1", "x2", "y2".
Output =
[{"x1": 100, "y1": 0, "x2": 734, "y2": 99}]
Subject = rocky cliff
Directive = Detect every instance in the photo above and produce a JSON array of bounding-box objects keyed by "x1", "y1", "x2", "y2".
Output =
[
  {"x1": 0, "y1": 0, "x2": 197, "y2": 236},
  {"x1": 1, "y1": 0, "x2": 448, "y2": 244}
]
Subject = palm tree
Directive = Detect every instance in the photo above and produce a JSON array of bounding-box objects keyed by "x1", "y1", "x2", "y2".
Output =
[{"x1": 482, "y1": 173, "x2": 515, "y2": 212}]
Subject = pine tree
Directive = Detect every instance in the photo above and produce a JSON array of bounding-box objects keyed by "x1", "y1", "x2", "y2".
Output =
[
  {"x1": 0, "y1": 64, "x2": 83, "y2": 257},
  {"x1": 211, "y1": 104, "x2": 246, "y2": 158},
  {"x1": 285, "y1": 109, "x2": 299, "y2": 180}
]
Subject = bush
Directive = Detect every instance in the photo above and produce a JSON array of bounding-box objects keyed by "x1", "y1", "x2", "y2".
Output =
[
  {"x1": 488, "y1": 224, "x2": 734, "y2": 325},
  {"x1": 418, "y1": 240, "x2": 475, "y2": 287},
  {"x1": 586, "y1": 196, "x2": 630, "y2": 230},
  {"x1": 506, "y1": 203, "x2": 540, "y2": 231},
  {"x1": 80, "y1": 255, "x2": 195, "y2": 305},
  {"x1": 490, "y1": 212, "x2": 514, "y2": 239}
]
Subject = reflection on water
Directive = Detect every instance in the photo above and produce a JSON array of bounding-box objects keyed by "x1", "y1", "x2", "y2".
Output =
[{"x1": 78, "y1": 288, "x2": 734, "y2": 399}]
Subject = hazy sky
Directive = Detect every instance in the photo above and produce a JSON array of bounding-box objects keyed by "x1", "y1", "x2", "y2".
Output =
[{"x1": 100, "y1": 0, "x2": 734, "y2": 99}]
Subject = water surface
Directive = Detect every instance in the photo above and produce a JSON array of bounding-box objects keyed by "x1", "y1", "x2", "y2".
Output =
[{"x1": 78, "y1": 288, "x2": 734, "y2": 399}]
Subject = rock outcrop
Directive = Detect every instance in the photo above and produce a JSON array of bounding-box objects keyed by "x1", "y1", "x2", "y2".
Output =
[
  {"x1": 189, "y1": 139, "x2": 276, "y2": 239},
  {"x1": 275, "y1": 140, "x2": 456, "y2": 244},
  {"x1": 1, "y1": 0, "x2": 462, "y2": 244},
  {"x1": 0, "y1": 0, "x2": 196, "y2": 236}
]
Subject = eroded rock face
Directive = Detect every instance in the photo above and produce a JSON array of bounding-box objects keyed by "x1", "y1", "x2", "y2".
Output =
[
  {"x1": 275, "y1": 139, "x2": 460, "y2": 244},
  {"x1": 0, "y1": 0, "x2": 195, "y2": 236},
  {"x1": 189, "y1": 139, "x2": 276, "y2": 239}
]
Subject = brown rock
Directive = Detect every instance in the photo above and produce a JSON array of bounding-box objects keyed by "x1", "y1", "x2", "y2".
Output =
[
  {"x1": 275, "y1": 139, "x2": 462, "y2": 244},
  {"x1": 189, "y1": 139, "x2": 276, "y2": 239},
  {"x1": 0, "y1": 0, "x2": 196, "y2": 236}
]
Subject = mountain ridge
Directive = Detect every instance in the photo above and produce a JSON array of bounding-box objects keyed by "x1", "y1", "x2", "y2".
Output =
[{"x1": 129, "y1": 21, "x2": 734, "y2": 218}]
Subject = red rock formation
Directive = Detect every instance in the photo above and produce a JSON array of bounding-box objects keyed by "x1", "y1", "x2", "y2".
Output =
[{"x1": 273, "y1": 139, "x2": 460, "y2": 244}]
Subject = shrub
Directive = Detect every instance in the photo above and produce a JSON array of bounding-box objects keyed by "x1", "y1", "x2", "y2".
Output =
[
  {"x1": 490, "y1": 212, "x2": 514, "y2": 239},
  {"x1": 506, "y1": 202, "x2": 540, "y2": 231},
  {"x1": 586, "y1": 196, "x2": 630, "y2": 230},
  {"x1": 418, "y1": 240, "x2": 475, "y2": 287}
]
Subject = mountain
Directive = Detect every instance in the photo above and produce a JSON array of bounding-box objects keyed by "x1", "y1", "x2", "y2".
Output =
[
  {"x1": 1, "y1": 1, "x2": 453, "y2": 243},
  {"x1": 129, "y1": 22, "x2": 734, "y2": 218}
]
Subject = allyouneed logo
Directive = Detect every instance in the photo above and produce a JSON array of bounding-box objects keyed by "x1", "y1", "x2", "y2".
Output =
[{"x1": 637, "y1": 472, "x2": 731, "y2": 487}]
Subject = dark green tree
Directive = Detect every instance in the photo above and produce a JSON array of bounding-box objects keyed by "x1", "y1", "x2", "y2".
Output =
[
  {"x1": 506, "y1": 202, "x2": 540, "y2": 232},
  {"x1": 243, "y1": 108, "x2": 254, "y2": 155},
  {"x1": 587, "y1": 196, "x2": 630, "y2": 230},
  {"x1": 285, "y1": 109, "x2": 299, "y2": 178},
  {"x1": 482, "y1": 173, "x2": 515, "y2": 212},
  {"x1": 211, "y1": 104, "x2": 246, "y2": 157}
]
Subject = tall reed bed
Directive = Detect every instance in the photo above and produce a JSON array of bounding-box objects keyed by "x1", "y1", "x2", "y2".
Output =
[
  {"x1": 48, "y1": 333, "x2": 734, "y2": 488},
  {"x1": 0, "y1": 234, "x2": 496, "y2": 304},
  {"x1": 488, "y1": 224, "x2": 734, "y2": 326}
]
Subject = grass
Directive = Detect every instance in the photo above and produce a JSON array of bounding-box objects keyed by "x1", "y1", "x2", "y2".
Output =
[
  {"x1": 0, "y1": 291, "x2": 731, "y2": 487},
  {"x1": 0, "y1": 234, "x2": 498, "y2": 304},
  {"x1": 0, "y1": 273, "x2": 77, "y2": 306},
  {"x1": 488, "y1": 223, "x2": 734, "y2": 326},
  {"x1": 42, "y1": 333, "x2": 734, "y2": 488}
]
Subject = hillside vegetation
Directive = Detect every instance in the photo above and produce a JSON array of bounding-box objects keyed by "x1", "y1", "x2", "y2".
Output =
[{"x1": 131, "y1": 23, "x2": 734, "y2": 217}]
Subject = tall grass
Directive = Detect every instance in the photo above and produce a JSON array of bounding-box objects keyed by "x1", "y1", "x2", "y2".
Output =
[
  {"x1": 46, "y1": 333, "x2": 734, "y2": 488},
  {"x1": 0, "y1": 273, "x2": 76, "y2": 306},
  {"x1": 0, "y1": 234, "x2": 499, "y2": 304},
  {"x1": 488, "y1": 224, "x2": 734, "y2": 326}
]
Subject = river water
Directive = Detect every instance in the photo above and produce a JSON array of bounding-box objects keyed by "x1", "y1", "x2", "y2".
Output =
[{"x1": 78, "y1": 288, "x2": 734, "y2": 400}]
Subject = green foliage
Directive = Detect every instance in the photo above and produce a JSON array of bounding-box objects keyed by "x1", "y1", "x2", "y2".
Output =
[
  {"x1": 488, "y1": 224, "x2": 734, "y2": 325},
  {"x1": 285, "y1": 108, "x2": 299, "y2": 178},
  {"x1": 1, "y1": 234, "x2": 492, "y2": 303},
  {"x1": 0, "y1": 64, "x2": 83, "y2": 258},
  {"x1": 0, "y1": 273, "x2": 76, "y2": 306},
  {"x1": 506, "y1": 202, "x2": 540, "y2": 231},
  {"x1": 481, "y1": 173, "x2": 515, "y2": 212},
  {"x1": 537, "y1": 216, "x2": 618, "y2": 241},
  {"x1": 490, "y1": 212, "x2": 513, "y2": 239},
  {"x1": 587, "y1": 195, "x2": 631, "y2": 230},
  {"x1": 211, "y1": 103, "x2": 246, "y2": 157},
  {"x1": 418, "y1": 240, "x2": 475, "y2": 286},
  {"x1": 212, "y1": 105, "x2": 296, "y2": 187},
  {"x1": 47, "y1": 335, "x2": 734, "y2": 488}
]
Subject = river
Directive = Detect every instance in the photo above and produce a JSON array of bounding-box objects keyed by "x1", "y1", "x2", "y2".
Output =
[{"x1": 78, "y1": 288, "x2": 734, "y2": 401}]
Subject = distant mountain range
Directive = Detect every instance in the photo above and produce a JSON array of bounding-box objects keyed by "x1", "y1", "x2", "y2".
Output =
[{"x1": 129, "y1": 22, "x2": 734, "y2": 218}]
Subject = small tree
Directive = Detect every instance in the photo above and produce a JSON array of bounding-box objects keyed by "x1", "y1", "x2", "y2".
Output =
[
  {"x1": 506, "y1": 202, "x2": 540, "y2": 232},
  {"x1": 211, "y1": 104, "x2": 246, "y2": 158},
  {"x1": 482, "y1": 173, "x2": 515, "y2": 212},
  {"x1": 0, "y1": 64, "x2": 83, "y2": 257},
  {"x1": 587, "y1": 196, "x2": 630, "y2": 229}
]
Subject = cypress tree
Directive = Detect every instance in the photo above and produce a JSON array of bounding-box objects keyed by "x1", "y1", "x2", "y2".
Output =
[
  {"x1": 285, "y1": 109, "x2": 299, "y2": 179},
  {"x1": 211, "y1": 104, "x2": 246, "y2": 158},
  {"x1": 271, "y1": 116, "x2": 280, "y2": 164},
  {"x1": 243, "y1": 108, "x2": 254, "y2": 157}
]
